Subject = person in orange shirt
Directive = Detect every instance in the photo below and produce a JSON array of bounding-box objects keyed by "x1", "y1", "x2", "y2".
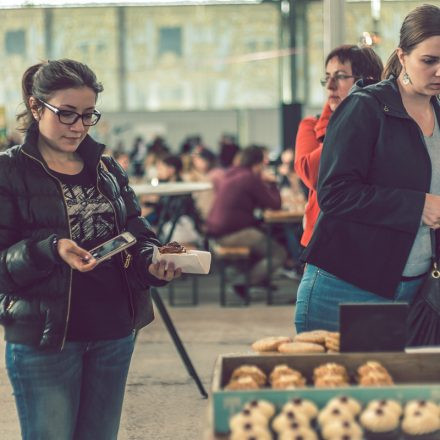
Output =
[{"x1": 294, "y1": 45, "x2": 383, "y2": 246}]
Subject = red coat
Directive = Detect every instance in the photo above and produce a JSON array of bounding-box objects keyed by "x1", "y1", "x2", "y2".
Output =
[{"x1": 294, "y1": 102, "x2": 332, "y2": 246}]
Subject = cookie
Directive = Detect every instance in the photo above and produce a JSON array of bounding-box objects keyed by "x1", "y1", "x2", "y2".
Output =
[
  {"x1": 282, "y1": 398, "x2": 319, "y2": 419},
  {"x1": 401, "y1": 409, "x2": 440, "y2": 437},
  {"x1": 357, "y1": 361, "x2": 389, "y2": 377},
  {"x1": 271, "y1": 410, "x2": 310, "y2": 433},
  {"x1": 225, "y1": 376, "x2": 260, "y2": 390},
  {"x1": 314, "y1": 373, "x2": 350, "y2": 388},
  {"x1": 359, "y1": 407, "x2": 400, "y2": 437},
  {"x1": 252, "y1": 336, "x2": 292, "y2": 352},
  {"x1": 230, "y1": 425, "x2": 272, "y2": 440},
  {"x1": 313, "y1": 363, "x2": 348, "y2": 380},
  {"x1": 358, "y1": 371, "x2": 393, "y2": 386},
  {"x1": 278, "y1": 341, "x2": 326, "y2": 353},
  {"x1": 327, "y1": 396, "x2": 362, "y2": 416},
  {"x1": 271, "y1": 374, "x2": 306, "y2": 389},
  {"x1": 367, "y1": 399, "x2": 402, "y2": 418},
  {"x1": 278, "y1": 427, "x2": 319, "y2": 440},
  {"x1": 243, "y1": 399, "x2": 276, "y2": 419},
  {"x1": 318, "y1": 406, "x2": 354, "y2": 426},
  {"x1": 321, "y1": 419, "x2": 363, "y2": 440},
  {"x1": 269, "y1": 364, "x2": 303, "y2": 383},
  {"x1": 230, "y1": 365, "x2": 267, "y2": 386},
  {"x1": 229, "y1": 408, "x2": 268, "y2": 431},
  {"x1": 294, "y1": 330, "x2": 330, "y2": 345}
]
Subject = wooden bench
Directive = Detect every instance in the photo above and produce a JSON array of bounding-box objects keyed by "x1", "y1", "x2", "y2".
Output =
[{"x1": 211, "y1": 244, "x2": 251, "y2": 306}]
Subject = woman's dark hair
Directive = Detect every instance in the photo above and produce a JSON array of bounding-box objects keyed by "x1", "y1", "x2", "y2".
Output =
[
  {"x1": 325, "y1": 44, "x2": 383, "y2": 82},
  {"x1": 383, "y1": 4, "x2": 440, "y2": 79},
  {"x1": 218, "y1": 142, "x2": 240, "y2": 168},
  {"x1": 162, "y1": 154, "x2": 183, "y2": 176},
  {"x1": 17, "y1": 59, "x2": 103, "y2": 131},
  {"x1": 239, "y1": 145, "x2": 265, "y2": 168}
]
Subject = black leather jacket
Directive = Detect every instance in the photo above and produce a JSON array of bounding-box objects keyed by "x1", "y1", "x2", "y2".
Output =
[{"x1": 0, "y1": 124, "x2": 165, "y2": 350}]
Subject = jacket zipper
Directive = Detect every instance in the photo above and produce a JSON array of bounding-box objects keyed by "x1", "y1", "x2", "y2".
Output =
[
  {"x1": 21, "y1": 150, "x2": 74, "y2": 350},
  {"x1": 96, "y1": 161, "x2": 136, "y2": 323}
]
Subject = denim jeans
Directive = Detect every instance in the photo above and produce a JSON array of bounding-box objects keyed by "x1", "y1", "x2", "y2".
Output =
[
  {"x1": 5, "y1": 333, "x2": 135, "y2": 440},
  {"x1": 295, "y1": 264, "x2": 423, "y2": 333}
]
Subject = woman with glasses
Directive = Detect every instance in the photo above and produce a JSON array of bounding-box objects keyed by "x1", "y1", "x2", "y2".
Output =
[
  {"x1": 0, "y1": 59, "x2": 181, "y2": 440},
  {"x1": 294, "y1": 44, "x2": 383, "y2": 248},
  {"x1": 295, "y1": 4, "x2": 440, "y2": 334}
]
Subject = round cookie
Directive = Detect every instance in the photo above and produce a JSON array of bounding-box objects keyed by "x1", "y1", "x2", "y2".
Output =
[
  {"x1": 314, "y1": 374, "x2": 349, "y2": 388},
  {"x1": 313, "y1": 363, "x2": 348, "y2": 380},
  {"x1": 230, "y1": 425, "x2": 273, "y2": 440},
  {"x1": 278, "y1": 427, "x2": 319, "y2": 440},
  {"x1": 243, "y1": 399, "x2": 276, "y2": 419},
  {"x1": 401, "y1": 409, "x2": 440, "y2": 438},
  {"x1": 272, "y1": 374, "x2": 306, "y2": 389},
  {"x1": 269, "y1": 364, "x2": 301, "y2": 383},
  {"x1": 282, "y1": 398, "x2": 319, "y2": 419},
  {"x1": 294, "y1": 330, "x2": 330, "y2": 345},
  {"x1": 404, "y1": 399, "x2": 439, "y2": 417},
  {"x1": 272, "y1": 410, "x2": 310, "y2": 433},
  {"x1": 318, "y1": 406, "x2": 354, "y2": 426},
  {"x1": 229, "y1": 409, "x2": 268, "y2": 431},
  {"x1": 366, "y1": 399, "x2": 402, "y2": 418},
  {"x1": 357, "y1": 361, "x2": 389, "y2": 376},
  {"x1": 321, "y1": 419, "x2": 363, "y2": 440},
  {"x1": 358, "y1": 371, "x2": 393, "y2": 386},
  {"x1": 252, "y1": 336, "x2": 292, "y2": 352},
  {"x1": 278, "y1": 341, "x2": 326, "y2": 354},
  {"x1": 225, "y1": 376, "x2": 260, "y2": 390},
  {"x1": 327, "y1": 396, "x2": 362, "y2": 416},
  {"x1": 230, "y1": 365, "x2": 267, "y2": 387},
  {"x1": 359, "y1": 407, "x2": 400, "y2": 438}
]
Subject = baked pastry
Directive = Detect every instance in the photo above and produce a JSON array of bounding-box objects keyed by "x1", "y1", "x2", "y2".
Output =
[
  {"x1": 278, "y1": 427, "x2": 319, "y2": 440},
  {"x1": 318, "y1": 406, "x2": 354, "y2": 426},
  {"x1": 404, "y1": 399, "x2": 439, "y2": 417},
  {"x1": 229, "y1": 409, "x2": 268, "y2": 431},
  {"x1": 252, "y1": 336, "x2": 292, "y2": 352},
  {"x1": 357, "y1": 361, "x2": 389, "y2": 377},
  {"x1": 278, "y1": 341, "x2": 326, "y2": 353},
  {"x1": 269, "y1": 364, "x2": 301, "y2": 383},
  {"x1": 359, "y1": 407, "x2": 400, "y2": 439},
  {"x1": 230, "y1": 425, "x2": 272, "y2": 440},
  {"x1": 401, "y1": 409, "x2": 440, "y2": 438},
  {"x1": 358, "y1": 371, "x2": 394, "y2": 386},
  {"x1": 313, "y1": 363, "x2": 348, "y2": 381},
  {"x1": 271, "y1": 374, "x2": 306, "y2": 389},
  {"x1": 225, "y1": 376, "x2": 260, "y2": 390},
  {"x1": 324, "y1": 332, "x2": 341, "y2": 352},
  {"x1": 321, "y1": 419, "x2": 363, "y2": 440},
  {"x1": 158, "y1": 241, "x2": 186, "y2": 254},
  {"x1": 314, "y1": 373, "x2": 350, "y2": 388},
  {"x1": 272, "y1": 410, "x2": 310, "y2": 433},
  {"x1": 243, "y1": 399, "x2": 276, "y2": 419},
  {"x1": 366, "y1": 399, "x2": 402, "y2": 418},
  {"x1": 294, "y1": 329, "x2": 330, "y2": 344},
  {"x1": 326, "y1": 396, "x2": 362, "y2": 416},
  {"x1": 282, "y1": 398, "x2": 319, "y2": 419},
  {"x1": 230, "y1": 365, "x2": 267, "y2": 387}
]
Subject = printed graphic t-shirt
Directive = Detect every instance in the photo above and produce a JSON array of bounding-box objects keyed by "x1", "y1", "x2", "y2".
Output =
[{"x1": 52, "y1": 166, "x2": 132, "y2": 341}]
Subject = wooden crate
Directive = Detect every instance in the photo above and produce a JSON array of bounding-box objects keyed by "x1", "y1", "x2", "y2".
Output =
[{"x1": 211, "y1": 352, "x2": 440, "y2": 434}]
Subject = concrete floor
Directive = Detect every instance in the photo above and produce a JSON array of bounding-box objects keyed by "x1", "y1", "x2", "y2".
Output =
[{"x1": 0, "y1": 271, "x2": 299, "y2": 440}]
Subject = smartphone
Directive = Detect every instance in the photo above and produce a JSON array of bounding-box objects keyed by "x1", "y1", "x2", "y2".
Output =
[{"x1": 88, "y1": 232, "x2": 136, "y2": 263}]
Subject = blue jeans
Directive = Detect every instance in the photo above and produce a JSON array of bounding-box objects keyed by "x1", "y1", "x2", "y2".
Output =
[
  {"x1": 295, "y1": 264, "x2": 423, "y2": 333},
  {"x1": 5, "y1": 333, "x2": 135, "y2": 440}
]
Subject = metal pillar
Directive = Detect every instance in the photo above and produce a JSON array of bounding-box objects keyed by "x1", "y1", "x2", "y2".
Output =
[{"x1": 323, "y1": 0, "x2": 346, "y2": 59}]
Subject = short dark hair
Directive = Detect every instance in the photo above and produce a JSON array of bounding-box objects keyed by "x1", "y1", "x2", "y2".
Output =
[
  {"x1": 239, "y1": 145, "x2": 265, "y2": 168},
  {"x1": 383, "y1": 4, "x2": 440, "y2": 79},
  {"x1": 325, "y1": 44, "x2": 383, "y2": 82},
  {"x1": 17, "y1": 59, "x2": 103, "y2": 131},
  {"x1": 162, "y1": 154, "x2": 183, "y2": 175}
]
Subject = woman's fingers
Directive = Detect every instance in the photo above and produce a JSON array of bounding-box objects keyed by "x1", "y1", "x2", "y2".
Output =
[{"x1": 148, "y1": 261, "x2": 182, "y2": 280}]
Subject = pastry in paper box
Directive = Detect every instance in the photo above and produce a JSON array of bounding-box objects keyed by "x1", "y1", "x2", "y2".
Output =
[{"x1": 153, "y1": 241, "x2": 211, "y2": 274}]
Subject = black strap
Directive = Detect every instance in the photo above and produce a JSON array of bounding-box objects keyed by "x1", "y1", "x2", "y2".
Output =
[{"x1": 430, "y1": 229, "x2": 438, "y2": 264}]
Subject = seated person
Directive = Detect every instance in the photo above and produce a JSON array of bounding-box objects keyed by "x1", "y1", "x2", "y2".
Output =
[{"x1": 206, "y1": 145, "x2": 287, "y2": 294}]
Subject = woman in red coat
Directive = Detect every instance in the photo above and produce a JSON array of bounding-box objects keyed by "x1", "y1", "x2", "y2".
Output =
[{"x1": 294, "y1": 45, "x2": 383, "y2": 246}]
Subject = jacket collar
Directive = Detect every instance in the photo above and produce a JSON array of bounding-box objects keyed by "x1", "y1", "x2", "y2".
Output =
[
  {"x1": 351, "y1": 76, "x2": 440, "y2": 120},
  {"x1": 21, "y1": 122, "x2": 106, "y2": 171}
]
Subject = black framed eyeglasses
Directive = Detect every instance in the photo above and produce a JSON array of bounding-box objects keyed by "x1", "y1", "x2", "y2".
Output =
[
  {"x1": 39, "y1": 100, "x2": 101, "y2": 126},
  {"x1": 320, "y1": 74, "x2": 358, "y2": 87}
]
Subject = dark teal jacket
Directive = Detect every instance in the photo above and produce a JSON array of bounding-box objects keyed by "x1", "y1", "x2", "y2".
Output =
[{"x1": 302, "y1": 77, "x2": 440, "y2": 297}]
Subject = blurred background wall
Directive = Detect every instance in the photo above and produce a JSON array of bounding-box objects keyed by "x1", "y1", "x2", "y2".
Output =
[{"x1": 0, "y1": 0, "x2": 438, "y2": 152}]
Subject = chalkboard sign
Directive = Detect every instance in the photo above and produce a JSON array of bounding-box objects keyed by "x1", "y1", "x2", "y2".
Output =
[{"x1": 339, "y1": 303, "x2": 409, "y2": 352}]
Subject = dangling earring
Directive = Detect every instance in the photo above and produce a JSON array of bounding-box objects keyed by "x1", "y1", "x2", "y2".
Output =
[{"x1": 402, "y1": 70, "x2": 411, "y2": 85}]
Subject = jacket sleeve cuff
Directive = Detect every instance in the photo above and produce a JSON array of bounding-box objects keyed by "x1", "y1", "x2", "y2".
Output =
[{"x1": 31, "y1": 234, "x2": 63, "y2": 269}]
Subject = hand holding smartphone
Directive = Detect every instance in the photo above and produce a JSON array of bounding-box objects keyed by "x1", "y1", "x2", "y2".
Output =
[{"x1": 87, "y1": 232, "x2": 136, "y2": 264}]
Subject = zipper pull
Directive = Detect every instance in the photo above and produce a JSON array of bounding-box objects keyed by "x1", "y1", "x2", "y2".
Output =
[{"x1": 124, "y1": 252, "x2": 132, "y2": 269}]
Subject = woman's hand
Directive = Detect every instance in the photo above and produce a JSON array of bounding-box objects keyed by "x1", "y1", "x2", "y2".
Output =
[
  {"x1": 148, "y1": 260, "x2": 182, "y2": 282},
  {"x1": 57, "y1": 238, "x2": 98, "y2": 272},
  {"x1": 422, "y1": 193, "x2": 440, "y2": 229}
]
